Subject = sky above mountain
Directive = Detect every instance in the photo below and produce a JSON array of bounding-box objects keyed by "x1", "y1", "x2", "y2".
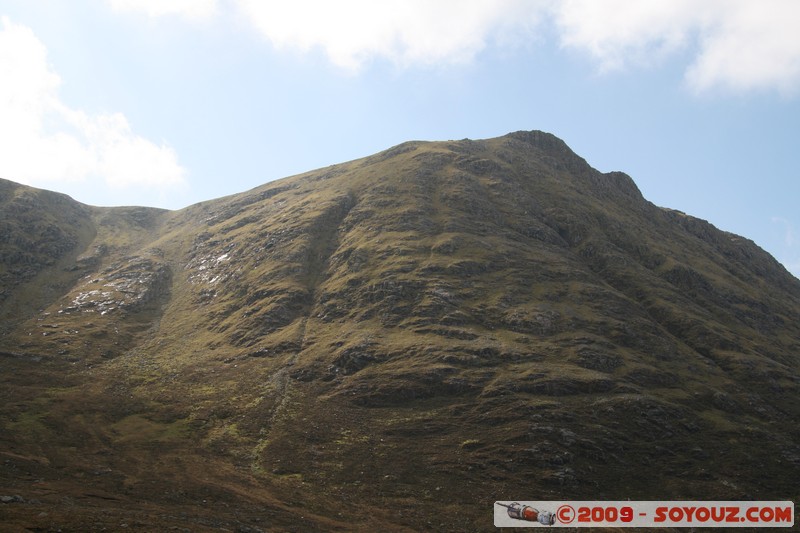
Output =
[{"x1": 1, "y1": 0, "x2": 799, "y2": 276}]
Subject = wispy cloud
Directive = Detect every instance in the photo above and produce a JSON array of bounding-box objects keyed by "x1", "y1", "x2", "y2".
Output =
[
  {"x1": 772, "y1": 217, "x2": 796, "y2": 248},
  {"x1": 0, "y1": 17, "x2": 186, "y2": 195},
  {"x1": 786, "y1": 260, "x2": 800, "y2": 278},
  {"x1": 771, "y1": 217, "x2": 799, "y2": 278},
  {"x1": 106, "y1": 0, "x2": 218, "y2": 20},
  {"x1": 235, "y1": 0, "x2": 547, "y2": 71}
]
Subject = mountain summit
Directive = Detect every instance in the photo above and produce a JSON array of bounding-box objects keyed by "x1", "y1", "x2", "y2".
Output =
[{"x1": 2, "y1": 131, "x2": 799, "y2": 531}]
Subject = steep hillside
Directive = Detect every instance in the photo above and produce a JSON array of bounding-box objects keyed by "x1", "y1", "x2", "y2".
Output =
[{"x1": 2, "y1": 131, "x2": 799, "y2": 531}]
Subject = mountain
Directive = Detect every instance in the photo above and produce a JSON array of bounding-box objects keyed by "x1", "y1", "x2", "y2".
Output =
[{"x1": 1, "y1": 131, "x2": 799, "y2": 531}]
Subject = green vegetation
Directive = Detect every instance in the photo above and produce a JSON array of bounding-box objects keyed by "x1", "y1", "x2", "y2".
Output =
[{"x1": 1, "y1": 131, "x2": 799, "y2": 531}]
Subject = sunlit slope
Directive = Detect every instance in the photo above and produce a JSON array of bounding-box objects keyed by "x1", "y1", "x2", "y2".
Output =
[{"x1": 2, "y1": 131, "x2": 799, "y2": 531}]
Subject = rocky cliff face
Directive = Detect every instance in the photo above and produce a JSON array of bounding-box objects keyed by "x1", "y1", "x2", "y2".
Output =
[{"x1": 2, "y1": 131, "x2": 799, "y2": 531}]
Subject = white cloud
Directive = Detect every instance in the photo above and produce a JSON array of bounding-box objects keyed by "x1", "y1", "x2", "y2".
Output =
[
  {"x1": 107, "y1": 0, "x2": 218, "y2": 20},
  {"x1": 101, "y1": 0, "x2": 800, "y2": 94},
  {"x1": 0, "y1": 17, "x2": 186, "y2": 194},
  {"x1": 553, "y1": 0, "x2": 701, "y2": 71},
  {"x1": 552, "y1": 0, "x2": 800, "y2": 94},
  {"x1": 235, "y1": 0, "x2": 548, "y2": 70},
  {"x1": 685, "y1": 1, "x2": 800, "y2": 93},
  {"x1": 229, "y1": 0, "x2": 800, "y2": 94}
]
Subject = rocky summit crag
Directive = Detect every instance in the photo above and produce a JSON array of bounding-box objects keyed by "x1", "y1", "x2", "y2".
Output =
[{"x1": 1, "y1": 131, "x2": 799, "y2": 531}]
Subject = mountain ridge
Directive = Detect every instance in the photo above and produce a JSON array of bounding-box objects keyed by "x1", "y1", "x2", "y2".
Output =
[{"x1": 1, "y1": 130, "x2": 799, "y2": 531}]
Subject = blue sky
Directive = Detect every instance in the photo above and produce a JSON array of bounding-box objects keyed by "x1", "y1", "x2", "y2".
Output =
[{"x1": 1, "y1": 1, "x2": 799, "y2": 277}]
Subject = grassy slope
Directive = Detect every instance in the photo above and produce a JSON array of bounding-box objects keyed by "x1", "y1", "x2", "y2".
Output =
[{"x1": 1, "y1": 132, "x2": 799, "y2": 531}]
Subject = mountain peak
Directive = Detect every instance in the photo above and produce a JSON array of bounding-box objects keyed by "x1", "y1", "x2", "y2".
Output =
[{"x1": 2, "y1": 131, "x2": 798, "y2": 531}]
